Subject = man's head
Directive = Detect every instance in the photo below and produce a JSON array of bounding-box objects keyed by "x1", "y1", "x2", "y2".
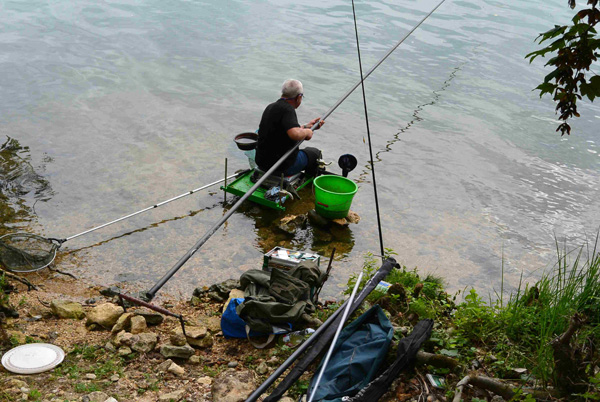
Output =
[{"x1": 281, "y1": 79, "x2": 304, "y2": 108}]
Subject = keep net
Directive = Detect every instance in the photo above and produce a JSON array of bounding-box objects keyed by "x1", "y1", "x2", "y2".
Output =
[{"x1": 0, "y1": 233, "x2": 61, "y2": 272}]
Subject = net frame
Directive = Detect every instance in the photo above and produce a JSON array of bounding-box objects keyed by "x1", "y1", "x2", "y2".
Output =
[{"x1": 0, "y1": 232, "x2": 62, "y2": 273}]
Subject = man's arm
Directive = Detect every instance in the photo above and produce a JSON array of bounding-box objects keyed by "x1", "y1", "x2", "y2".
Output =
[{"x1": 286, "y1": 118, "x2": 324, "y2": 141}]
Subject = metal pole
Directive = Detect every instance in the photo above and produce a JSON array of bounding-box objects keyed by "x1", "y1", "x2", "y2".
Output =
[
  {"x1": 224, "y1": 158, "x2": 228, "y2": 203},
  {"x1": 64, "y1": 172, "x2": 246, "y2": 242},
  {"x1": 308, "y1": 272, "x2": 363, "y2": 402}
]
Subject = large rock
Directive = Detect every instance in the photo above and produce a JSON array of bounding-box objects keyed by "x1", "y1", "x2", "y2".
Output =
[
  {"x1": 111, "y1": 312, "x2": 134, "y2": 334},
  {"x1": 160, "y1": 344, "x2": 195, "y2": 360},
  {"x1": 277, "y1": 214, "x2": 308, "y2": 234},
  {"x1": 130, "y1": 315, "x2": 147, "y2": 334},
  {"x1": 185, "y1": 326, "x2": 208, "y2": 347},
  {"x1": 193, "y1": 279, "x2": 241, "y2": 302},
  {"x1": 131, "y1": 333, "x2": 158, "y2": 353},
  {"x1": 196, "y1": 315, "x2": 222, "y2": 333},
  {"x1": 50, "y1": 300, "x2": 85, "y2": 320},
  {"x1": 212, "y1": 369, "x2": 256, "y2": 402},
  {"x1": 132, "y1": 308, "x2": 164, "y2": 326},
  {"x1": 86, "y1": 303, "x2": 124, "y2": 329}
]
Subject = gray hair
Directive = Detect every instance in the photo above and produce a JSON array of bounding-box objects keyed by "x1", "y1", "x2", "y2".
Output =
[{"x1": 281, "y1": 79, "x2": 303, "y2": 98}]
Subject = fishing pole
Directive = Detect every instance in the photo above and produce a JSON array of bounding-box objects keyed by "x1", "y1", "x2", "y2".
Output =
[
  {"x1": 0, "y1": 171, "x2": 248, "y2": 273},
  {"x1": 351, "y1": 0, "x2": 385, "y2": 258},
  {"x1": 143, "y1": 0, "x2": 448, "y2": 300}
]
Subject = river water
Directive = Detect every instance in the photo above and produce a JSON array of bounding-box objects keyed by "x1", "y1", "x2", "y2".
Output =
[{"x1": 1, "y1": 0, "x2": 599, "y2": 299}]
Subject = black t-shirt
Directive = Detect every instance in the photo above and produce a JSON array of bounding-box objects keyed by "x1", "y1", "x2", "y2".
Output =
[{"x1": 255, "y1": 99, "x2": 301, "y2": 172}]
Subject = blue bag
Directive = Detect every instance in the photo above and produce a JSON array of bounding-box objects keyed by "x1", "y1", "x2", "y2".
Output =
[{"x1": 221, "y1": 298, "x2": 291, "y2": 345}]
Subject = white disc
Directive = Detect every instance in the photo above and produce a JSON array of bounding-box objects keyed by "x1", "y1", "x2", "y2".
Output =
[{"x1": 1, "y1": 343, "x2": 65, "y2": 374}]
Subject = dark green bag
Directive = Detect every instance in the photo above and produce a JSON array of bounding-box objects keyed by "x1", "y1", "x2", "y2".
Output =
[{"x1": 237, "y1": 261, "x2": 324, "y2": 335}]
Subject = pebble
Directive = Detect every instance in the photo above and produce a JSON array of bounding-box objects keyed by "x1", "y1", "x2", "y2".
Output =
[
  {"x1": 256, "y1": 362, "x2": 269, "y2": 375},
  {"x1": 197, "y1": 376, "x2": 212, "y2": 386},
  {"x1": 228, "y1": 361, "x2": 238, "y2": 368},
  {"x1": 85, "y1": 373, "x2": 97, "y2": 380},
  {"x1": 110, "y1": 374, "x2": 120, "y2": 382}
]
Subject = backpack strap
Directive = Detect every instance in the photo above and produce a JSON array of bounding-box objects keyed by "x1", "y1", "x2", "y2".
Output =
[{"x1": 246, "y1": 325, "x2": 276, "y2": 349}]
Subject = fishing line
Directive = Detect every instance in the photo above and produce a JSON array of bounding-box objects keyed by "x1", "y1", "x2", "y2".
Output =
[{"x1": 351, "y1": 0, "x2": 385, "y2": 258}]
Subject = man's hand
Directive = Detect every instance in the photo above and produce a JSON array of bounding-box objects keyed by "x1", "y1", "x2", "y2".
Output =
[{"x1": 306, "y1": 117, "x2": 325, "y2": 130}]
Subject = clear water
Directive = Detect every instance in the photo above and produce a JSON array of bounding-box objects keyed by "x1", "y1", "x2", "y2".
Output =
[{"x1": 1, "y1": 0, "x2": 598, "y2": 298}]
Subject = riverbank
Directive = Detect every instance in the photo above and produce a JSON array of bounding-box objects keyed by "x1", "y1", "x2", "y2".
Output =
[{"x1": 1, "y1": 243, "x2": 599, "y2": 401}]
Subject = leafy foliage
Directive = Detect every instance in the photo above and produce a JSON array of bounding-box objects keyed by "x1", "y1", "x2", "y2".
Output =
[{"x1": 526, "y1": 0, "x2": 600, "y2": 135}]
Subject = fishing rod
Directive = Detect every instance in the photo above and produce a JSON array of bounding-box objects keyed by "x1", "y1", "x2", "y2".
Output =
[
  {"x1": 142, "y1": 0, "x2": 448, "y2": 300},
  {"x1": 0, "y1": 171, "x2": 248, "y2": 273}
]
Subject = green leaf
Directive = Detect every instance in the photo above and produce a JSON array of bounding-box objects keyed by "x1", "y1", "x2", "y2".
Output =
[
  {"x1": 440, "y1": 348, "x2": 459, "y2": 357},
  {"x1": 580, "y1": 75, "x2": 600, "y2": 101}
]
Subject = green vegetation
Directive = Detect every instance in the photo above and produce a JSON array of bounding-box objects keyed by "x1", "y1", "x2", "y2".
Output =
[
  {"x1": 526, "y1": 0, "x2": 600, "y2": 135},
  {"x1": 341, "y1": 239, "x2": 600, "y2": 400}
]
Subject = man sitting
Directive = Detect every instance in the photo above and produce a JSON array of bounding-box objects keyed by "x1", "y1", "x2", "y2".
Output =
[{"x1": 255, "y1": 79, "x2": 324, "y2": 177}]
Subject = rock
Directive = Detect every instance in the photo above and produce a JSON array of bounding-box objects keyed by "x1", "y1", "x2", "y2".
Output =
[
  {"x1": 131, "y1": 332, "x2": 158, "y2": 353},
  {"x1": 197, "y1": 376, "x2": 212, "y2": 386},
  {"x1": 256, "y1": 362, "x2": 269, "y2": 375},
  {"x1": 50, "y1": 300, "x2": 85, "y2": 320},
  {"x1": 118, "y1": 346, "x2": 132, "y2": 356},
  {"x1": 308, "y1": 209, "x2": 329, "y2": 228},
  {"x1": 130, "y1": 316, "x2": 147, "y2": 334},
  {"x1": 190, "y1": 296, "x2": 202, "y2": 306},
  {"x1": 168, "y1": 362, "x2": 185, "y2": 376},
  {"x1": 170, "y1": 331, "x2": 188, "y2": 347},
  {"x1": 160, "y1": 344, "x2": 195, "y2": 360},
  {"x1": 195, "y1": 333, "x2": 214, "y2": 349},
  {"x1": 157, "y1": 359, "x2": 174, "y2": 373},
  {"x1": 132, "y1": 309, "x2": 164, "y2": 326},
  {"x1": 280, "y1": 398, "x2": 295, "y2": 402},
  {"x1": 85, "y1": 373, "x2": 97, "y2": 380},
  {"x1": 100, "y1": 287, "x2": 121, "y2": 297},
  {"x1": 110, "y1": 374, "x2": 120, "y2": 382},
  {"x1": 277, "y1": 214, "x2": 308, "y2": 234},
  {"x1": 212, "y1": 369, "x2": 256, "y2": 402},
  {"x1": 85, "y1": 391, "x2": 109, "y2": 402},
  {"x1": 228, "y1": 361, "x2": 238, "y2": 368},
  {"x1": 490, "y1": 396, "x2": 505, "y2": 402},
  {"x1": 331, "y1": 217, "x2": 349, "y2": 226},
  {"x1": 267, "y1": 356, "x2": 279, "y2": 366},
  {"x1": 189, "y1": 355, "x2": 202, "y2": 365},
  {"x1": 158, "y1": 390, "x2": 185, "y2": 402},
  {"x1": 105, "y1": 398, "x2": 119, "y2": 402},
  {"x1": 346, "y1": 210, "x2": 360, "y2": 224},
  {"x1": 86, "y1": 303, "x2": 124, "y2": 329},
  {"x1": 186, "y1": 325, "x2": 208, "y2": 340},
  {"x1": 28, "y1": 305, "x2": 53, "y2": 319},
  {"x1": 113, "y1": 331, "x2": 134, "y2": 347},
  {"x1": 193, "y1": 279, "x2": 240, "y2": 302},
  {"x1": 111, "y1": 312, "x2": 133, "y2": 334},
  {"x1": 196, "y1": 316, "x2": 222, "y2": 333}
]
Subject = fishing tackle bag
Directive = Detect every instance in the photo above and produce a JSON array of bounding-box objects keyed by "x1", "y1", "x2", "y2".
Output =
[
  {"x1": 307, "y1": 305, "x2": 394, "y2": 402},
  {"x1": 236, "y1": 261, "x2": 325, "y2": 335}
]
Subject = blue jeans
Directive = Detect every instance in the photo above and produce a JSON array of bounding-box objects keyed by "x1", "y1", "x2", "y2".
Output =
[{"x1": 284, "y1": 150, "x2": 308, "y2": 176}]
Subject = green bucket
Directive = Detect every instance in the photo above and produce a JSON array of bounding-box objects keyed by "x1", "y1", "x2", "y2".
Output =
[{"x1": 313, "y1": 175, "x2": 358, "y2": 219}]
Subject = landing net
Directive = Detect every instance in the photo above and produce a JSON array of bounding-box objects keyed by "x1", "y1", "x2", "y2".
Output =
[{"x1": 0, "y1": 233, "x2": 61, "y2": 272}]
